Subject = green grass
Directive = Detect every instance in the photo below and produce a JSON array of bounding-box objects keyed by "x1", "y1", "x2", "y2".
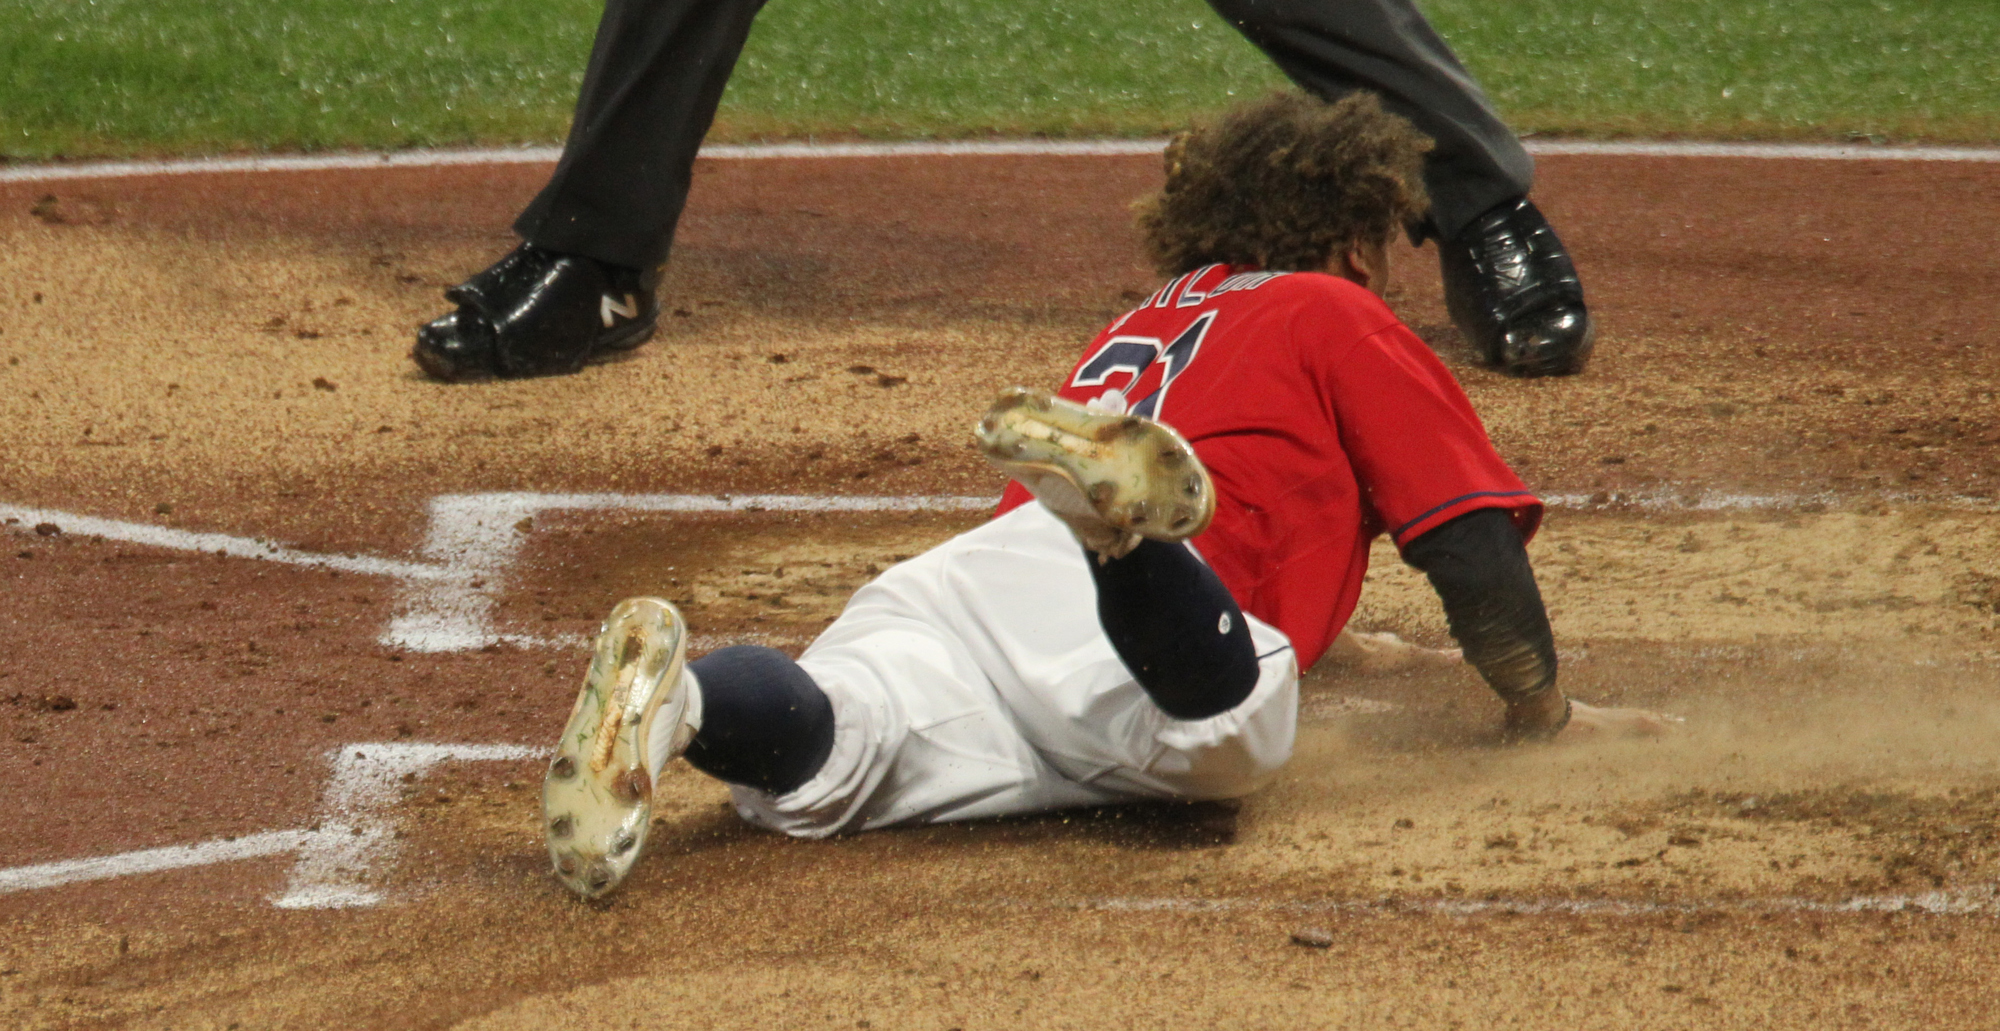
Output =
[
  {"x1": 1428, "y1": 0, "x2": 2000, "y2": 142},
  {"x1": 1, "y1": 0, "x2": 607, "y2": 157},
  {"x1": 714, "y1": 1, "x2": 1281, "y2": 140},
  {"x1": 3, "y1": 0, "x2": 1996, "y2": 160}
]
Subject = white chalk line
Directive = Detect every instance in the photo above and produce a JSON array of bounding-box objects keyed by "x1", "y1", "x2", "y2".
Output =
[
  {"x1": 7, "y1": 138, "x2": 2000, "y2": 184},
  {"x1": 0, "y1": 502, "x2": 451, "y2": 582},
  {"x1": 273, "y1": 741, "x2": 546, "y2": 909},
  {"x1": 1523, "y1": 140, "x2": 2000, "y2": 162},
  {"x1": 0, "y1": 702, "x2": 1397, "y2": 903},
  {"x1": 1539, "y1": 487, "x2": 2000, "y2": 513},
  {"x1": 1045, "y1": 885, "x2": 2000, "y2": 918},
  {"x1": 0, "y1": 141, "x2": 1150, "y2": 184},
  {"x1": 0, "y1": 830, "x2": 314, "y2": 894},
  {"x1": 0, "y1": 742, "x2": 547, "y2": 908}
]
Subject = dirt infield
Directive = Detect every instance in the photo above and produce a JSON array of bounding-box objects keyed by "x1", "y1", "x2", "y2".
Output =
[{"x1": 2, "y1": 149, "x2": 1999, "y2": 1030}]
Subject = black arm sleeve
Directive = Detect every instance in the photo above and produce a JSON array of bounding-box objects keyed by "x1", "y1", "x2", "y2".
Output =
[{"x1": 1401, "y1": 507, "x2": 1558, "y2": 712}]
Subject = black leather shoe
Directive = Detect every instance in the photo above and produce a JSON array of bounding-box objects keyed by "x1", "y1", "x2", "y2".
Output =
[
  {"x1": 412, "y1": 244, "x2": 659, "y2": 381},
  {"x1": 1439, "y1": 199, "x2": 1593, "y2": 377}
]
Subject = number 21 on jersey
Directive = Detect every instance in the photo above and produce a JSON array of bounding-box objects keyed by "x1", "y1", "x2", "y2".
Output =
[{"x1": 1068, "y1": 310, "x2": 1217, "y2": 419}]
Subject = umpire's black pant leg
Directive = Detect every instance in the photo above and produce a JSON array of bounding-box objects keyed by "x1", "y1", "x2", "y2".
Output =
[
  {"x1": 514, "y1": 0, "x2": 770, "y2": 271},
  {"x1": 1206, "y1": 0, "x2": 1534, "y2": 241}
]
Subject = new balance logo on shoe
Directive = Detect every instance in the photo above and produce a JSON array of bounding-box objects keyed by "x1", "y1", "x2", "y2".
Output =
[
  {"x1": 600, "y1": 293, "x2": 639, "y2": 328},
  {"x1": 415, "y1": 244, "x2": 659, "y2": 381}
]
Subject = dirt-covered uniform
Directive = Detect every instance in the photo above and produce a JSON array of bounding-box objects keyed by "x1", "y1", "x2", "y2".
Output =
[{"x1": 733, "y1": 266, "x2": 1539, "y2": 836}]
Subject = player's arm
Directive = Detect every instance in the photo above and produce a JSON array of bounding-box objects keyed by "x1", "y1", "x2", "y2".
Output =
[
  {"x1": 1400, "y1": 507, "x2": 1566, "y2": 740},
  {"x1": 1321, "y1": 312, "x2": 1673, "y2": 742},
  {"x1": 1403, "y1": 508, "x2": 1680, "y2": 742},
  {"x1": 1314, "y1": 317, "x2": 1567, "y2": 738}
]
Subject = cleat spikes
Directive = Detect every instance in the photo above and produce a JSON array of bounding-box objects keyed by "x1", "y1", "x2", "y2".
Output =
[
  {"x1": 542, "y1": 596, "x2": 693, "y2": 900},
  {"x1": 975, "y1": 387, "x2": 1214, "y2": 561}
]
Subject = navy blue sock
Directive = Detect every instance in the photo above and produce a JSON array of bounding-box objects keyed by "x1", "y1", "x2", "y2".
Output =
[
  {"x1": 1087, "y1": 539, "x2": 1259, "y2": 719},
  {"x1": 684, "y1": 645, "x2": 835, "y2": 795}
]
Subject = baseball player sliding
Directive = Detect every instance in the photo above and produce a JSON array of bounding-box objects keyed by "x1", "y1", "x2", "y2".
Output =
[{"x1": 540, "y1": 92, "x2": 1668, "y2": 900}]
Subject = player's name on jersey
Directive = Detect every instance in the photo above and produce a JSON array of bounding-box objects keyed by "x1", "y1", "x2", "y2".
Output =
[{"x1": 1143, "y1": 266, "x2": 1292, "y2": 310}]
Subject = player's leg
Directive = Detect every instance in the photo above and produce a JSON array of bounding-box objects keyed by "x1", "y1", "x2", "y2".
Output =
[
  {"x1": 414, "y1": 0, "x2": 769, "y2": 381},
  {"x1": 1085, "y1": 538, "x2": 1259, "y2": 719},
  {"x1": 936, "y1": 503, "x2": 1300, "y2": 802},
  {"x1": 541, "y1": 598, "x2": 841, "y2": 899},
  {"x1": 976, "y1": 387, "x2": 1262, "y2": 722},
  {"x1": 678, "y1": 644, "x2": 836, "y2": 795},
  {"x1": 707, "y1": 502, "x2": 1292, "y2": 838},
  {"x1": 543, "y1": 578, "x2": 1111, "y2": 895},
  {"x1": 1205, "y1": 0, "x2": 1593, "y2": 377}
]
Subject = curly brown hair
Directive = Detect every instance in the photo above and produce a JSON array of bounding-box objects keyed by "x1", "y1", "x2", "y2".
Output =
[{"x1": 1133, "y1": 90, "x2": 1433, "y2": 277}]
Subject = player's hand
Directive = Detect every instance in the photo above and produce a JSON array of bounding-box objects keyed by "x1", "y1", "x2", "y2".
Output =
[
  {"x1": 1325, "y1": 629, "x2": 1462, "y2": 674},
  {"x1": 1554, "y1": 699, "x2": 1681, "y2": 742}
]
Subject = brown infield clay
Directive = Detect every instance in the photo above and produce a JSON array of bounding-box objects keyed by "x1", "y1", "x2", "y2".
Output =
[{"x1": 1, "y1": 152, "x2": 1999, "y2": 1030}]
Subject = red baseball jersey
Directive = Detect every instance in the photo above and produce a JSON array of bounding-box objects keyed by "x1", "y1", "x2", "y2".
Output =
[{"x1": 996, "y1": 263, "x2": 1541, "y2": 669}]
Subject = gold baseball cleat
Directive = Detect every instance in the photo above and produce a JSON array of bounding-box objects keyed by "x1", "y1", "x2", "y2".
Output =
[
  {"x1": 976, "y1": 386, "x2": 1214, "y2": 560},
  {"x1": 542, "y1": 596, "x2": 695, "y2": 899}
]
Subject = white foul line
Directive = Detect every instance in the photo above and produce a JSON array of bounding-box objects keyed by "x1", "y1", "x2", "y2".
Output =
[
  {"x1": 0, "y1": 141, "x2": 1159, "y2": 184},
  {"x1": 273, "y1": 742, "x2": 546, "y2": 909},
  {"x1": 1521, "y1": 140, "x2": 2000, "y2": 162},
  {"x1": 0, "y1": 503, "x2": 452, "y2": 581},
  {"x1": 0, "y1": 742, "x2": 546, "y2": 909},
  {"x1": 1050, "y1": 885, "x2": 2000, "y2": 917},
  {"x1": 6, "y1": 138, "x2": 2000, "y2": 184},
  {"x1": 1539, "y1": 488, "x2": 2000, "y2": 514},
  {"x1": 0, "y1": 830, "x2": 314, "y2": 894}
]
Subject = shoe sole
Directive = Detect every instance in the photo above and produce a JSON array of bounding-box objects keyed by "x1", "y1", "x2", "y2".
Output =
[
  {"x1": 542, "y1": 596, "x2": 690, "y2": 899},
  {"x1": 411, "y1": 319, "x2": 658, "y2": 383},
  {"x1": 976, "y1": 386, "x2": 1214, "y2": 541},
  {"x1": 597, "y1": 317, "x2": 656, "y2": 353}
]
